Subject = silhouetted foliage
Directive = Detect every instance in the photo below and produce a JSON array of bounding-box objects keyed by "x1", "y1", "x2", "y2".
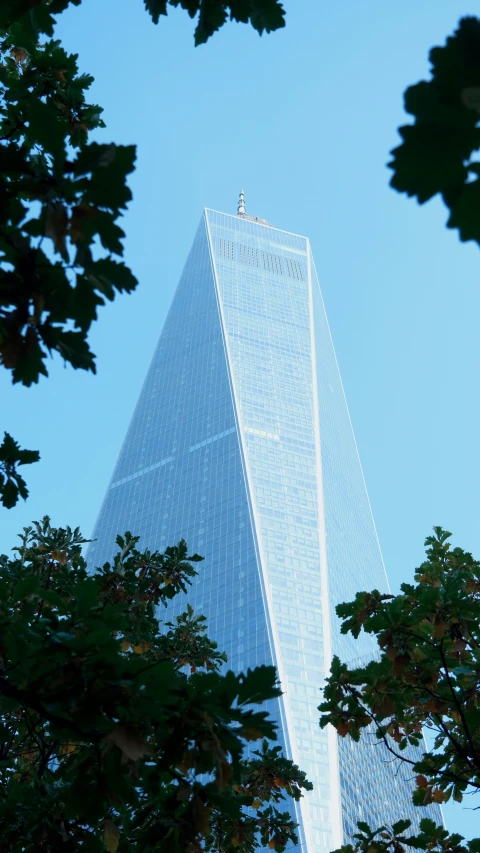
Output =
[
  {"x1": 321, "y1": 528, "x2": 480, "y2": 853},
  {"x1": 0, "y1": 518, "x2": 311, "y2": 851},
  {"x1": 0, "y1": 0, "x2": 285, "y2": 506},
  {"x1": 390, "y1": 17, "x2": 480, "y2": 249}
]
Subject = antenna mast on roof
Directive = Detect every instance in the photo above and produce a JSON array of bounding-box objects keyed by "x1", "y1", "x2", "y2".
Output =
[{"x1": 237, "y1": 189, "x2": 246, "y2": 216}]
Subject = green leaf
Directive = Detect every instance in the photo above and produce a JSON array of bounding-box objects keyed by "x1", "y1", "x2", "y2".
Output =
[
  {"x1": 94, "y1": 212, "x2": 126, "y2": 254},
  {"x1": 56, "y1": 331, "x2": 96, "y2": 372},
  {"x1": 144, "y1": 0, "x2": 168, "y2": 24},
  {"x1": 236, "y1": 665, "x2": 279, "y2": 705},
  {"x1": 104, "y1": 819, "x2": 121, "y2": 853},
  {"x1": 82, "y1": 144, "x2": 136, "y2": 211},
  {"x1": 71, "y1": 275, "x2": 104, "y2": 333},
  {"x1": 13, "y1": 575, "x2": 39, "y2": 600},
  {"x1": 447, "y1": 177, "x2": 480, "y2": 242},
  {"x1": 40, "y1": 587, "x2": 69, "y2": 611},
  {"x1": 232, "y1": 0, "x2": 286, "y2": 35},
  {"x1": 419, "y1": 819, "x2": 440, "y2": 835},
  {"x1": 24, "y1": 98, "x2": 67, "y2": 157},
  {"x1": 392, "y1": 819, "x2": 412, "y2": 834},
  {"x1": 11, "y1": 338, "x2": 49, "y2": 387},
  {"x1": 0, "y1": 479, "x2": 19, "y2": 509},
  {"x1": 87, "y1": 258, "x2": 138, "y2": 298},
  {"x1": 0, "y1": 432, "x2": 40, "y2": 507}
]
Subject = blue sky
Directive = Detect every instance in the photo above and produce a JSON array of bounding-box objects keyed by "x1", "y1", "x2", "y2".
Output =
[{"x1": 2, "y1": 0, "x2": 479, "y2": 835}]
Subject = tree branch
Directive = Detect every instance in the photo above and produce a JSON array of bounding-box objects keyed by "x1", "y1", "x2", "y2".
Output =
[
  {"x1": 342, "y1": 686, "x2": 473, "y2": 789},
  {"x1": 438, "y1": 638, "x2": 480, "y2": 772}
]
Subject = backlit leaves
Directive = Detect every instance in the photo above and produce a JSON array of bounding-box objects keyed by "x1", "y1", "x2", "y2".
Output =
[
  {"x1": 321, "y1": 527, "x2": 480, "y2": 853},
  {"x1": 1, "y1": 0, "x2": 285, "y2": 508},
  {"x1": 389, "y1": 17, "x2": 480, "y2": 248},
  {"x1": 1, "y1": 0, "x2": 286, "y2": 45},
  {"x1": 0, "y1": 431, "x2": 39, "y2": 507},
  {"x1": 144, "y1": 0, "x2": 286, "y2": 45},
  {"x1": 330, "y1": 818, "x2": 478, "y2": 853},
  {"x1": 0, "y1": 26, "x2": 139, "y2": 385},
  {"x1": 0, "y1": 518, "x2": 309, "y2": 851}
]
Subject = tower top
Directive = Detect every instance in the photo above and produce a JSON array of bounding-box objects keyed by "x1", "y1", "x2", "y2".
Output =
[
  {"x1": 235, "y1": 190, "x2": 272, "y2": 227},
  {"x1": 237, "y1": 189, "x2": 246, "y2": 216}
]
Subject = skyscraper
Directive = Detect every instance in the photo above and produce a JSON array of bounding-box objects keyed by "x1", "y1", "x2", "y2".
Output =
[{"x1": 88, "y1": 198, "x2": 439, "y2": 853}]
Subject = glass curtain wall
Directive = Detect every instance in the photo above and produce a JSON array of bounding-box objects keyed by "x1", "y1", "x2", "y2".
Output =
[{"x1": 87, "y1": 208, "x2": 441, "y2": 852}]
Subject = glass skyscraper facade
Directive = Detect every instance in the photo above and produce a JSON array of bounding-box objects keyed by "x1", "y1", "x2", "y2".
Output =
[{"x1": 88, "y1": 204, "x2": 441, "y2": 853}]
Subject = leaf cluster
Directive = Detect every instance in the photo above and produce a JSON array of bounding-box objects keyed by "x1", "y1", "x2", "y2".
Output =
[
  {"x1": 143, "y1": 0, "x2": 285, "y2": 45},
  {"x1": 331, "y1": 817, "x2": 480, "y2": 853},
  {"x1": 320, "y1": 527, "x2": 480, "y2": 812},
  {"x1": 0, "y1": 431, "x2": 39, "y2": 507},
  {"x1": 0, "y1": 19, "x2": 138, "y2": 386},
  {"x1": 205, "y1": 740, "x2": 312, "y2": 852},
  {"x1": 389, "y1": 16, "x2": 480, "y2": 247},
  {"x1": 0, "y1": 518, "x2": 310, "y2": 851},
  {"x1": 0, "y1": 0, "x2": 285, "y2": 506},
  {"x1": 1, "y1": 0, "x2": 285, "y2": 48}
]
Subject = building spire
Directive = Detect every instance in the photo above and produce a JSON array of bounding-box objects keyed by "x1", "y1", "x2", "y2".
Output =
[
  {"x1": 234, "y1": 190, "x2": 272, "y2": 227},
  {"x1": 237, "y1": 189, "x2": 246, "y2": 216}
]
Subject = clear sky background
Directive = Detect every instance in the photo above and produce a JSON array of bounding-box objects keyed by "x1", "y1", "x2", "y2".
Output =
[{"x1": 1, "y1": 0, "x2": 479, "y2": 836}]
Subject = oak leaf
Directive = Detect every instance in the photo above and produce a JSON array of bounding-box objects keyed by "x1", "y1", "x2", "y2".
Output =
[
  {"x1": 432, "y1": 788, "x2": 446, "y2": 803},
  {"x1": 103, "y1": 819, "x2": 121, "y2": 853},
  {"x1": 108, "y1": 725, "x2": 153, "y2": 760}
]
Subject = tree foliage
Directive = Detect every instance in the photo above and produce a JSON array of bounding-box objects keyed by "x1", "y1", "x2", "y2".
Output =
[
  {"x1": 329, "y1": 818, "x2": 480, "y2": 853},
  {"x1": 142, "y1": 0, "x2": 286, "y2": 45},
  {"x1": 0, "y1": 518, "x2": 311, "y2": 851},
  {"x1": 0, "y1": 0, "x2": 285, "y2": 508},
  {"x1": 0, "y1": 0, "x2": 285, "y2": 388},
  {"x1": 0, "y1": 431, "x2": 39, "y2": 508},
  {"x1": 320, "y1": 527, "x2": 480, "y2": 853},
  {"x1": 1, "y1": 0, "x2": 285, "y2": 48},
  {"x1": 390, "y1": 16, "x2": 480, "y2": 248},
  {"x1": 0, "y1": 17, "x2": 137, "y2": 387}
]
